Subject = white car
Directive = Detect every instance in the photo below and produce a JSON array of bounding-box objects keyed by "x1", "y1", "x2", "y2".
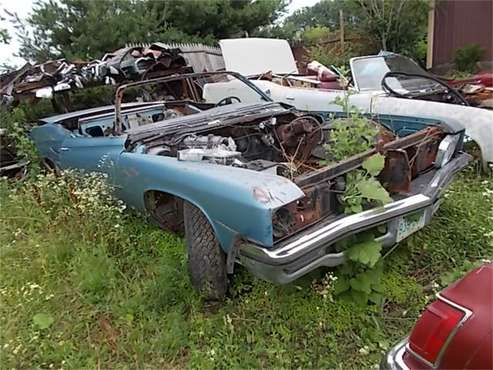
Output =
[{"x1": 204, "y1": 38, "x2": 493, "y2": 170}]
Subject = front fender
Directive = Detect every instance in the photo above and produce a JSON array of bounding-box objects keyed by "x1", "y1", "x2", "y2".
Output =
[
  {"x1": 115, "y1": 153, "x2": 304, "y2": 251},
  {"x1": 368, "y1": 96, "x2": 493, "y2": 169}
]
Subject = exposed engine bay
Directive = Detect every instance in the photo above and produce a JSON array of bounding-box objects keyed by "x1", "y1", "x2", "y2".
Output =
[
  {"x1": 129, "y1": 107, "x2": 448, "y2": 243},
  {"x1": 138, "y1": 112, "x2": 326, "y2": 177}
]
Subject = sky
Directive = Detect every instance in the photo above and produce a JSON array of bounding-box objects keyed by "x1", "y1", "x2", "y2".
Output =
[{"x1": 0, "y1": 0, "x2": 320, "y2": 68}]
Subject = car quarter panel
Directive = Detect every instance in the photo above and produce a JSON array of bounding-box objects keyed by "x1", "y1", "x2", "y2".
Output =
[
  {"x1": 59, "y1": 135, "x2": 125, "y2": 173},
  {"x1": 114, "y1": 152, "x2": 304, "y2": 251},
  {"x1": 439, "y1": 263, "x2": 493, "y2": 369},
  {"x1": 30, "y1": 123, "x2": 127, "y2": 174},
  {"x1": 30, "y1": 123, "x2": 71, "y2": 163}
]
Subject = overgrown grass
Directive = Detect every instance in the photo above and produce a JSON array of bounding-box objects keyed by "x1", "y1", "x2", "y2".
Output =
[{"x1": 0, "y1": 167, "x2": 491, "y2": 369}]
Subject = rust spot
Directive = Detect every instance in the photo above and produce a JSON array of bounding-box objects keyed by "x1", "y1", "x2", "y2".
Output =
[
  {"x1": 379, "y1": 149, "x2": 412, "y2": 193},
  {"x1": 275, "y1": 116, "x2": 320, "y2": 162}
]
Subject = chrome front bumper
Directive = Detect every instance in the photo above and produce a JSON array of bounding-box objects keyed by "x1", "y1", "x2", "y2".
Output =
[{"x1": 239, "y1": 152, "x2": 471, "y2": 284}]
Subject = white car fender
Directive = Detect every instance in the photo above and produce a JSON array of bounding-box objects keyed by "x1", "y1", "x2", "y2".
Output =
[{"x1": 366, "y1": 96, "x2": 493, "y2": 170}]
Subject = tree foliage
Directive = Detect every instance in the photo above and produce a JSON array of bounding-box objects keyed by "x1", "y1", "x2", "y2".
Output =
[
  {"x1": 355, "y1": 0, "x2": 429, "y2": 53},
  {"x1": 275, "y1": 0, "x2": 428, "y2": 60},
  {"x1": 15, "y1": 0, "x2": 287, "y2": 63}
]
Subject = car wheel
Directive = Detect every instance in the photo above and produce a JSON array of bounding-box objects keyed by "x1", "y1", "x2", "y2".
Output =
[{"x1": 183, "y1": 201, "x2": 228, "y2": 301}]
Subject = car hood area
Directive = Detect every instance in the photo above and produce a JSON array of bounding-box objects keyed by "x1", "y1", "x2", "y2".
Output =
[
  {"x1": 219, "y1": 38, "x2": 299, "y2": 76},
  {"x1": 125, "y1": 101, "x2": 289, "y2": 146}
]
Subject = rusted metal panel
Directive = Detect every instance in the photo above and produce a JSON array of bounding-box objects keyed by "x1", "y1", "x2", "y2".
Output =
[
  {"x1": 295, "y1": 127, "x2": 443, "y2": 188},
  {"x1": 433, "y1": 0, "x2": 493, "y2": 68}
]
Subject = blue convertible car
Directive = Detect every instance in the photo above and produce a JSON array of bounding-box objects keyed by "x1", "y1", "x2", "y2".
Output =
[{"x1": 31, "y1": 72, "x2": 470, "y2": 299}]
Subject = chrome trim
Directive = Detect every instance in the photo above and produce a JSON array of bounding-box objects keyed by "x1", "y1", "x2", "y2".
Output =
[
  {"x1": 382, "y1": 338, "x2": 410, "y2": 370},
  {"x1": 246, "y1": 194, "x2": 430, "y2": 262},
  {"x1": 405, "y1": 345, "x2": 434, "y2": 368},
  {"x1": 239, "y1": 153, "x2": 470, "y2": 285},
  {"x1": 405, "y1": 293, "x2": 473, "y2": 369},
  {"x1": 435, "y1": 134, "x2": 460, "y2": 168},
  {"x1": 395, "y1": 343, "x2": 409, "y2": 370}
]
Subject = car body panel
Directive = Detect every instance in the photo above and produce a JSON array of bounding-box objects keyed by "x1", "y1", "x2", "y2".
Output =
[
  {"x1": 29, "y1": 123, "x2": 71, "y2": 164},
  {"x1": 219, "y1": 38, "x2": 298, "y2": 76},
  {"x1": 60, "y1": 135, "x2": 125, "y2": 173},
  {"x1": 383, "y1": 263, "x2": 493, "y2": 370},
  {"x1": 439, "y1": 263, "x2": 493, "y2": 370},
  {"x1": 114, "y1": 152, "x2": 304, "y2": 249}
]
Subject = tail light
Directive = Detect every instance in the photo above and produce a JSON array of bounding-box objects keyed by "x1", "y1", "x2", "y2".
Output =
[{"x1": 408, "y1": 296, "x2": 469, "y2": 365}]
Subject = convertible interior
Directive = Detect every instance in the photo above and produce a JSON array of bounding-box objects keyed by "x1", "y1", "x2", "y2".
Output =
[{"x1": 57, "y1": 73, "x2": 259, "y2": 137}]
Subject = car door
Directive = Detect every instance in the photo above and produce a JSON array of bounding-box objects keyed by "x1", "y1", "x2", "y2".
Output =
[
  {"x1": 30, "y1": 123, "x2": 72, "y2": 166},
  {"x1": 59, "y1": 134, "x2": 126, "y2": 177}
]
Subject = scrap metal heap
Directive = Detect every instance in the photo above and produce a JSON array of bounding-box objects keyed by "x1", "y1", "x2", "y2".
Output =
[{"x1": 0, "y1": 44, "x2": 191, "y2": 105}]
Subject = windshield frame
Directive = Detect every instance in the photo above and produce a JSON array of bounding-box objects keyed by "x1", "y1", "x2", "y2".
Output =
[
  {"x1": 350, "y1": 54, "x2": 432, "y2": 92},
  {"x1": 114, "y1": 71, "x2": 272, "y2": 134}
]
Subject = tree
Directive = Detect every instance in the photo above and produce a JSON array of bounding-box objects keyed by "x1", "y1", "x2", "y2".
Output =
[
  {"x1": 354, "y1": 0, "x2": 428, "y2": 52},
  {"x1": 273, "y1": 0, "x2": 428, "y2": 60},
  {"x1": 15, "y1": 0, "x2": 287, "y2": 63},
  {"x1": 151, "y1": 0, "x2": 287, "y2": 39},
  {"x1": 280, "y1": 0, "x2": 360, "y2": 33}
]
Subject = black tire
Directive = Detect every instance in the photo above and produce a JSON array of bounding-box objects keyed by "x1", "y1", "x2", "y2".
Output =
[{"x1": 183, "y1": 201, "x2": 228, "y2": 301}]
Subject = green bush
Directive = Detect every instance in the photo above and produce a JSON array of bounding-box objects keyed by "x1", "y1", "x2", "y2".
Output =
[
  {"x1": 0, "y1": 107, "x2": 41, "y2": 174},
  {"x1": 454, "y1": 44, "x2": 485, "y2": 73}
]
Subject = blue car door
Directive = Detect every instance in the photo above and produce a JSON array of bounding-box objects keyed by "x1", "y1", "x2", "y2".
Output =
[
  {"x1": 29, "y1": 124, "x2": 71, "y2": 165},
  {"x1": 59, "y1": 134, "x2": 126, "y2": 176}
]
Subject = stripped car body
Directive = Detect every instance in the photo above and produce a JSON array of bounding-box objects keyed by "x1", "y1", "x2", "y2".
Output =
[
  {"x1": 31, "y1": 72, "x2": 470, "y2": 296},
  {"x1": 215, "y1": 38, "x2": 493, "y2": 171}
]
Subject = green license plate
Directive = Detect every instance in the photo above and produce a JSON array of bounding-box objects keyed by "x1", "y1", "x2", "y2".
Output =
[{"x1": 396, "y1": 210, "x2": 426, "y2": 242}]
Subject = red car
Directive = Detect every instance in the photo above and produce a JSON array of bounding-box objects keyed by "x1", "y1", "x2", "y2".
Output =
[{"x1": 383, "y1": 263, "x2": 492, "y2": 369}]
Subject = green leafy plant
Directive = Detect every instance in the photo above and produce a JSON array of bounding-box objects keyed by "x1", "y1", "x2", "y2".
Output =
[
  {"x1": 325, "y1": 117, "x2": 379, "y2": 162},
  {"x1": 0, "y1": 107, "x2": 41, "y2": 174},
  {"x1": 332, "y1": 154, "x2": 390, "y2": 305},
  {"x1": 324, "y1": 95, "x2": 393, "y2": 305},
  {"x1": 342, "y1": 154, "x2": 392, "y2": 214},
  {"x1": 333, "y1": 233, "x2": 385, "y2": 306},
  {"x1": 454, "y1": 44, "x2": 485, "y2": 73},
  {"x1": 324, "y1": 95, "x2": 379, "y2": 161},
  {"x1": 32, "y1": 313, "x2": 54, "y2": 330},
  {"x1": 325, "y1": 95, "x2": 391, "y2": 214}
]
